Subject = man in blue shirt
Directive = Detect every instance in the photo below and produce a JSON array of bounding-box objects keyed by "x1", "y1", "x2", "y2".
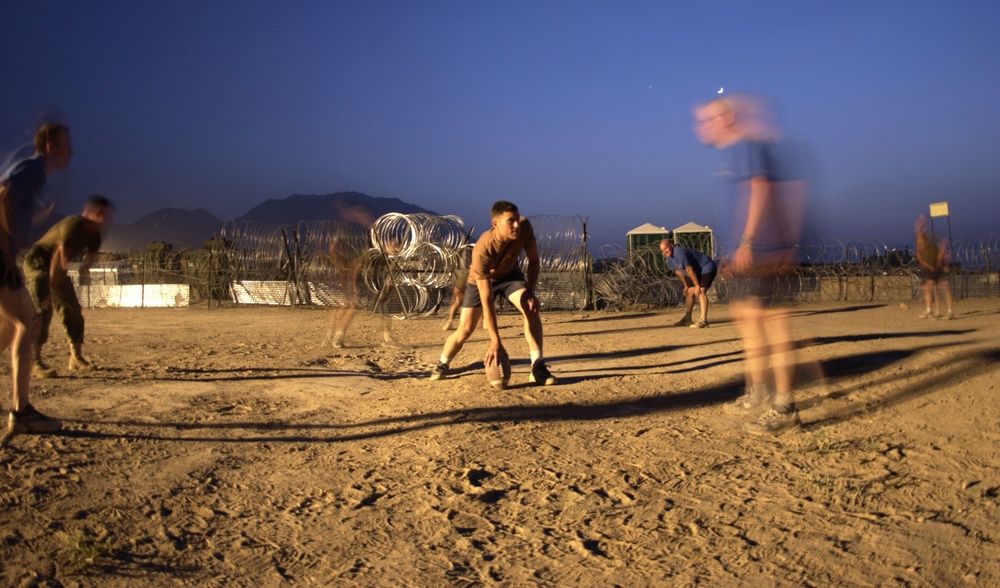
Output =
[
  {"x1": 0, "y1": 123, "x2": 73, "y2": 434},
  {"x1": 659, "y1": 235, "x2": 717, "y2": 328}
]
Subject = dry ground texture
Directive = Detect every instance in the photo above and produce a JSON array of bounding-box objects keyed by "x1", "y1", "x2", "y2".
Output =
[{"x1": 1, "y1": 299, "x2": 999, "y2": 587}]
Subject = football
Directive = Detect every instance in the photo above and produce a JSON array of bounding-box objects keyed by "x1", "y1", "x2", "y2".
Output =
[{"x1": 485, "y1": 353, "x2": 512, "y2": 390}]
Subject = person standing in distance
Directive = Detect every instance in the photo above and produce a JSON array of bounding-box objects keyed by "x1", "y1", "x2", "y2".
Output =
[
  {"x1": 0, "y1": 123, "x2": 73, "y2": 434},
  {"x1": 430, "y1": 200, "x2": 556, "y2": 386},
  {"x1": 659, "y1": 234, "x2": 717, "y2": 328}
]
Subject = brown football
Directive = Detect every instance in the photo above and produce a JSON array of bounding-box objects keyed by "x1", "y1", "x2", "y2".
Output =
[{"x1": 486, "y1": 353, "x2": 512, "y2": 390}]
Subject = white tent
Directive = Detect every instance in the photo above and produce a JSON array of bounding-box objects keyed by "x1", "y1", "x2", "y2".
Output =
[{"x1": 671, "y1": 222, "x2": 715, "y2": 258}]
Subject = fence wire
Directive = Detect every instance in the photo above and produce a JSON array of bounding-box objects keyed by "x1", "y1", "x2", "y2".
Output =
[
  {"x1": 84, "y1": 226, "x2": 999, "y2": 311},
  {"x1": 594, "y1": 235, "x2": 1000, "y2": 310},
  {"x1": 208, "y1": 213, "x2": 591, "y2": 314}
]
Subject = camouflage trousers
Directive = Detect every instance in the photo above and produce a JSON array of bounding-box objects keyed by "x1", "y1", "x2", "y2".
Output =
[{"x1": 22, "y1": 253, "x2": 85, "y2": 346}]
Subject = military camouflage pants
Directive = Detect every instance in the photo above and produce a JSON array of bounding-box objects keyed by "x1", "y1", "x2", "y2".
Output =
[{"x1": 22, "y1": 252, "x2": 85, "y2": 346}]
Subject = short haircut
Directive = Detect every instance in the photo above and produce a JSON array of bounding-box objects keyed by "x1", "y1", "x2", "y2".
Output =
[
  {"x1": 491, "y1": 200, "x2": 519, "y2": 219},
  {"x1": 34, "y1": 124, "x2": 70, "y2": 154},
  {"x1": 84, "y1": 194, "x2": 113, "y2": 212}
]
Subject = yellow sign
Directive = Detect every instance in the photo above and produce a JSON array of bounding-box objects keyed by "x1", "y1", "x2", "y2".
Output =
[{"x1": 929, "y1": 202, "x2": 949, "y2": 217}]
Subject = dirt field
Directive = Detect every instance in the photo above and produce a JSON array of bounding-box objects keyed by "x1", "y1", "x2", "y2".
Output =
[{"x1": 1, "y1": 299, "x2": 998, "y2": 587}]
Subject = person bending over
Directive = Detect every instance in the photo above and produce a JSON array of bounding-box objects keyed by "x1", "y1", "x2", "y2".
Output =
[
  {"x1": 430, "y1": 200, "x2": 556, "y2": 386},
  {"x1": 23, "y1": 194, "x2": 113, "y2": 375}
]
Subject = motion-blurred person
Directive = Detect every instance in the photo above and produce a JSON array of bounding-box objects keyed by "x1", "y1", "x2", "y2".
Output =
[
  {"x1": 22, "y1": 194, "x2": 113, "y2": 376},
  {"x1": 694, "y1": 94, "x2": 806, "y2": 435},
  {"x1": 430, "y1": 200, "x2": 556, "y2": 386},
  {"x1": 0, "y1": 123, "x2": 72, "y2": 434},
  {"x1": 914, "y1": 214, "x2": 954, "y2": 320},
  {"x1": 327, "y1": 202, "x2": 396, "y2": 348},
  {"x1": 660, "y1": 234, "x2": 717, "y2": 328},
  {"x1": 442, "y1": 265, "x2": 470, "y2": 331}
]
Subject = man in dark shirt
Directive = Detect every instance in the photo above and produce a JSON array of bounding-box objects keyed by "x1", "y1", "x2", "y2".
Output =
[{"x1": 23, "y1": 194, "x2": 113, "y2": 376}]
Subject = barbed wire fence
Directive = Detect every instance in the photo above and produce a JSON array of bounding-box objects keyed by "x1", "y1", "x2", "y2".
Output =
[
  {"x1": 81, "y1": 225, "x2": 999, "y2": 312},
  {"x1": 594, "y1": 235, "x2": 1000, "y2": 310}
]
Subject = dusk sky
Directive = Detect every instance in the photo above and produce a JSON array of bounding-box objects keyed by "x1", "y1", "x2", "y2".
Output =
[{"x1": 3, "y1": 1, "x2": 999, "y2": 251}]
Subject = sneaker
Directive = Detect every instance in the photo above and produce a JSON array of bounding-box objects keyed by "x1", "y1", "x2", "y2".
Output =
[
  {"x1": 722, "y1": 388, "x2": 770, "y2": 415},
  {"x1": 442, "y1": 319, "x2": 454, "y2": 331},
  {"x1": 918, "y1": 309, "x2": 933, "y2": 319},
  {"x1": 331, "y1": 332, "x2": 345, "y2": 349},
  {"x1": 673, "y1": 316, "x2": 693, "y2": 327},
  {"x1": 690, "y1": 318, "x2": 708, "y2": 329},
  {"x1": 943, "y1": 312, "x2": 954, "y2": 320},
  {"x1": 529, "y1": 361, "x2": 557, "y2": 386},
  {"x1": 744, "y1": 408, "x2": 801, "y2": 435},
  {"x1": 430, "y1": 362, "x2": 449, "y2": 381},
  {"x1": 8, "y1": 404, "x2": 62, "y2": 434}
]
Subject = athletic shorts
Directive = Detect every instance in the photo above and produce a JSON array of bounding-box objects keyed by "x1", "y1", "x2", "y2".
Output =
[
  {"x1": 922, "y1": 267, "x2": 944, "y2": 283},
  {"x1": 727, "y1": 270, "x2": 795, "y2": 307},
  {"x1": 462, "y1": 271, "x2": 528, "y2": 308},
  {"x1": 681, "y1": 269, "x2": 717, "y2": 290}
]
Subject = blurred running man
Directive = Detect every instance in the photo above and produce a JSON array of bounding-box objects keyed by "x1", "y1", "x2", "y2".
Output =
[
  {"x1": 660, "y1": 234, "x2": 717, "y2": 328},
  {"x1": 0, "y1": 124, "x2": 72, "y2": 434},
  {"x1": 694, "y1": 95, "x2": 807, "y2": 435},
  {"x1": 430, "y1": 200, "x2": 556, "y2": 386}
]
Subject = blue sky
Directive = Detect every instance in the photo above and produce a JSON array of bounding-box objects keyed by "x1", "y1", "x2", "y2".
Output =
[{"x1": 3, "y1": 1, "x2": 999, "y2": 250}]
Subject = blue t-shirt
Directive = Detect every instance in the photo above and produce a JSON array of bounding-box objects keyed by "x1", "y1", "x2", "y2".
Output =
[
  {"x1": 667, "y1": 245, "x2": 716, "y2": 274},
  {"x1": 0, "y1": 155, "x2": 47, "y2": 252},
  {"x1": 718, "y1": 139, "x2": 802, "y2": 254}
]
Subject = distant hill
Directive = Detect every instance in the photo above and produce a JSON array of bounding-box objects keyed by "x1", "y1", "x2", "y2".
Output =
[
  {"x1": 99, "y1": 192, "x2": 437, "y2": 252},
  {"x1": 237, "y1": 191, "x2": 436, "y2": 226},
  {"x1": 101, "y1": 208, "x2": 225, "y2": 252}
]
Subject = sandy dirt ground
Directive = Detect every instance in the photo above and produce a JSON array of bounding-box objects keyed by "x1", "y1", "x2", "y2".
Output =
[{"x1": 1, "y1": 299, "x2": 999, "y2": 587}]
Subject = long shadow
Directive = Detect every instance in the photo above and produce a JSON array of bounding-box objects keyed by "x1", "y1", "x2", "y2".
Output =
[
  {"x1": 90, "y1": 366, "x2": 373, "y2": 383},
  {"x1": 790, "y1": 304, "x2": 885, "y2": 317},
  {"x1": 58, "y1": 375, "x2": 746, "y2": 444},
  {"x1": 50, "y1": 342, "x2": 920, "y2": 444},
  {"x1": 805, "y1": 347, "x2": 1000, "y2": 428},
  {"x1": 809, "y1": 329, "x2": 975, "y2": 346},
  {"x1": 548, "y1": 339, "x2": 740, "y2": 364},
  {"x1": 564, "y1": 312, "x2": 661, "y2": 323},
  {"x1": 44, "y1": 336, "x2": 981, "y2": 445}
]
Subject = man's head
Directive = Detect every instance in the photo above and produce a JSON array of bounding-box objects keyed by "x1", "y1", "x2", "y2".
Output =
[
  {"x1": 82, "y1": 194, "x2": 114, "y2": 229},
  {"x1": 34, "y1": 124, "x2": 73, "y2": 172},
  {"x1": 659, "y1": 236, "x2": 675, "y2": 257},
  {"x1": 694, "y1": 94, "x2": 780, "y2": 148},
  {"x1": 693, "y1": 99, "x2": 735, "y2": 148},
  {"x1": 491, "y1": 200, "x2": 520, "y2": 242}
]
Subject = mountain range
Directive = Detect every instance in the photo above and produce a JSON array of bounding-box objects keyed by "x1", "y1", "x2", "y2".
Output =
[{"x1": 99, "y1": 192, "x2": 436, "y2": 252}]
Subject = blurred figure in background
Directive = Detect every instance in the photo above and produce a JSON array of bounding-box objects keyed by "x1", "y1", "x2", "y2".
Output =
[
  {"x1": 443, "y1": 253, "x2": 470, "y2": 331},
  {"x1": 659, "y1": 234, "x2": 717, "y2": 328},
  {"x1": 694, "y1": 94, "x2": 808, "y2": 435},
  {"x1": 914, "y1": 214, "x2": 954, "y2": 320},
  {"x1": 327, "y1": 202, "x2": 396, "y2": 348},
  {"x1": 22, "y1": 194, "x2": 114, "y2": 376},
  {"x1": 0, "y1": 123, "x2": 72, "y2": 434}
]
